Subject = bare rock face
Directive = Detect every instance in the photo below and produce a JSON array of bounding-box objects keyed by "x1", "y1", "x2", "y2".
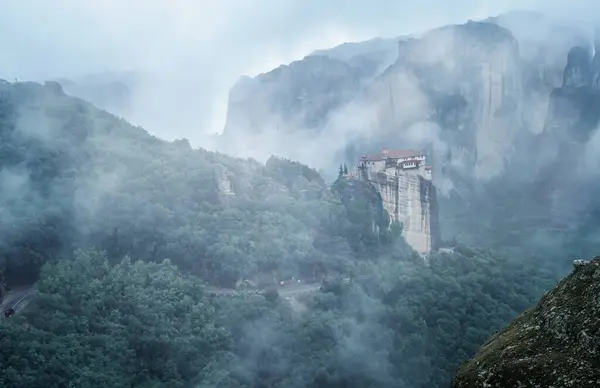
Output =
[
  {"x1": 223, "y1": 55, "x2": 371, "y2": 137},
  {"x1": 219, "y1": 18, "x2": 528, "y2": 179},
  {"x1": 451, "y1": 257, "x2": 600, "y2": 387},
  {"x1": 359, "y1": 167, "x2": 440, "y2": 254},
  {"x1": 218, "y1": 11, "x2": 600, "y2": 192},
  {"x1": 335, "y1": 151, "x2": 441, "y2": 255},
  {"x1": 214, "y1": 164, "x2": 236, "y2": 197},
  {"x1": 542, "y1": 45, "x2": 600, "y2": 146},
  {"x1": 573, "y1": 259, "x2": 590, "y2": 268},
  {"x1": 223, "y1": 39, "x2": 398, "y2": 140},
  {"x1": 526, "y1": 41, "x2": 600, "y2": 232},
  {"x1": 380, "y1": 21, "x2": 521, "y2": 178}
]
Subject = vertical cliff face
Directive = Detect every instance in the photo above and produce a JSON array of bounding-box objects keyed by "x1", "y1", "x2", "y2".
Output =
[
  {"x1": 216, "y1": 18, "x2": 529, "y2": 183},
  {"x1": 542, "y1": 45, "x2": 600, "y2": 145},
  {"x1": 378, "y1": 21, "x2": 522, "y2": 178},
  {"x1": 523, "y1": 38, "x2": 600, "y2": 233},
  {"x1": 349, "y1": 152, "x2": 440, "y2": 254},
  {"x1": 223, "y1": 54, "x2": 382, "y2": 138},
  {"x1": 218, "y1": 12, "x2": 597, "y2": 188},
  {"x1": 214, "y1": 164, "x2": 235, "y2": 197},
  {"x1": 362, "y1": 169, "x2": 439, "y2": 254}
]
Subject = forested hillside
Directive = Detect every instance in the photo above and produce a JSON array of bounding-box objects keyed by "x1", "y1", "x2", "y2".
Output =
[
  {"x1": 0, "y1": 81, "x2": 558, "y2": 387},
  {"x1": 0, "y1": 80, "x2": 365, "y2": 290}
]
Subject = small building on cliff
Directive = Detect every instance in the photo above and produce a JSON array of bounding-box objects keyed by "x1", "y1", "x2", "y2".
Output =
[{"x1": 350, "y1": 148, "x2": 440, "y2": 255}]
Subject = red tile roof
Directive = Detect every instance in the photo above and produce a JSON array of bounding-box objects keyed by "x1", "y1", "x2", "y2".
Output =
[{"x1": 363, "y1": 149, "x2": 425, "y2": 161}]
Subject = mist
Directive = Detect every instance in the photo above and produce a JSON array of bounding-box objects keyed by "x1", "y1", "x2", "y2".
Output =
[
  {"x1": 3, "y1": 2, "x2": 600, "y2": 388},
  {"x1": 0, "y1": 0, "x2": 536, "y2": 144},
  {"x1": 214, "y1": 3, "x2": 600, "y2": 183}
]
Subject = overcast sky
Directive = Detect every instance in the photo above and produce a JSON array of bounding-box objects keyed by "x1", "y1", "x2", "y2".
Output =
[{"x1": 0, "y1": 0, "x2": 594, "y2": 141}]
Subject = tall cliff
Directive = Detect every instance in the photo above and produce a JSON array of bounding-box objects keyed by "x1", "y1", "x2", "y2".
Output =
[
  {"x1": 219, "y1": 18, "x2": 523, "y2": 177},
  {"x1": 214, "y1": 12, "x2": 600, "y2": 252},
  {"x1": 451, "y1": 258, "x2": 600, "y2": 387},
  {"x1": 542, "y1": 45, "x2": 600, "y2": 145},
  {"x1": 223, "y1": 39, "x2": 397, "y2": 137},
  {"x1": 357, "y1": 166, "x2": 440, "y2": 255},
  {"x1": 336, "y1": 151, "x2": 440, "y2": 255},
  {"x1": 523, "y1": 41, "x2": 600, "y2": 235},
  {"x1": 373, "y1": 21, "x2": 522, "y2": 178},
  {"x1": 218, "y1": 12, "x2": 592, "y2": 183},
  {"x1": 218, "y1": 39, "x2": 400, "y2": 167}
]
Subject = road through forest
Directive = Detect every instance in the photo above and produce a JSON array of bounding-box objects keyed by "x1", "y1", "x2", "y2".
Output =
[
  {"x1": 0, "y1": 281, "x2": 321, "y2": 318},
  {"x1": 0, "y1": 280, "x2": 323, "y2": 319},
  {"x1": 1, "y1": 285, "x2": 37, "y2": 316},
  {"x1": 206, "y1": 282, "x2": 322, "y2": 297}
]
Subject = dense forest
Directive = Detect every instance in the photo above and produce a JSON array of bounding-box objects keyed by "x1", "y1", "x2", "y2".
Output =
[{"x1": 0, "y1": 81, "x2": 570, "y2": 387}]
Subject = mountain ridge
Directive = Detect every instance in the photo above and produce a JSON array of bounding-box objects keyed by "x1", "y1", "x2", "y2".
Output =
[
  {"x1": 452, "y1": 257, "x2": 600, "y2": 387},
  {"x1": 217, "y1": 11, "x2": 595, "y2": 182}
]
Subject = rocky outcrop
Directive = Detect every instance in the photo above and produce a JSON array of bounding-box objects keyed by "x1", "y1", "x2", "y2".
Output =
[
  {"x1": 214, "y1": 164, "x2": 235, "y2": 197},
  {"x1": 218, "y1": 12, "x2": 599, "y2": 186},
  {"x1": 378, "y1": 21, "x2": 521, "y2": 178},
  {"x1": 540, "y1": 44, "x2": 600, "y2": 145},
  {"x1": 219, "y1": 45, "x2": 402, "y2": 166},
  {"x1": 219, "y1": 17, "x2": 533, "y2": 180},
  {"x1": 223, "y1": 40, "x2": 398, "y2": 138},
  {"x1": 488, "y1": 11, "x2": 589, "y2": 133},
  {"x1": 223, "y1": 55, "x2": 372, "y2": 137},
  {"x1": 337, "y1": 151, "x2": 440, "y2": 254},
  {"x1": 451, "y1": 257, "x2": 600, "y2": 387},
  {"x1": 358, "y1": 168, "x2": 440, "y2": 254},
  {"x1": 524, "y1": 39, "x2": 600, "y2": 232}
]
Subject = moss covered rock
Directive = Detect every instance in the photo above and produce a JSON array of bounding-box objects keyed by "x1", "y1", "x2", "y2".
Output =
[{"x1": 451, "y1": 257, "x2": 600, "y2": 387}]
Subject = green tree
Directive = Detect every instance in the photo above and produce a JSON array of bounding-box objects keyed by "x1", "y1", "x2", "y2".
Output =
[{"x1": 0, "y1": 249, "x2": 234, "y2": 388}]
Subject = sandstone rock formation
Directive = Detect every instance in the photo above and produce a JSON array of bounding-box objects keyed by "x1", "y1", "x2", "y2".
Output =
[
  {"x1": 335, "y1": 149, "x2": 440, "y2": 255},
  {"x1": 358, "y1": 164, "x2": 439, "y2": 254},
  {"x1": 451, "y1": 257, "x2": 600, "y2": 387},
  {"x1": 214, "y1": 164, "x2": 235, "y2": 197},
  {"x1": 543, "y1": 45, "x2": 600, "y2": 145},
  {"x1": 221, "y1": 19, "x2": 524, "y2": 176},
  {"x1": 380, "y1": 21, "x2": 521, "y2": 178},
  {"x1": 524, "y1": 40, "x2": 600, "y2": 233},
  {"x1": 223, "y1": 38, "x2": 398, "y2": 134},
  {"x1": 217, "y1": 12, "x2": 596, "y2": 185},
  {"x1": 223, "y1": 55, "x2": 372, "y2": 137}
]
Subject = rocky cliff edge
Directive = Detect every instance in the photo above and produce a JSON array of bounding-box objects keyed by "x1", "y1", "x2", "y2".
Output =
[{"x1": 451, "y1": 257, "x2": 600, "y2": 387}]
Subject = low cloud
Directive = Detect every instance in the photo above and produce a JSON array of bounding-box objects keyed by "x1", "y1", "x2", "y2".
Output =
[{"x1": 0, "y1": 0, "x2": 537, "y2": 144}]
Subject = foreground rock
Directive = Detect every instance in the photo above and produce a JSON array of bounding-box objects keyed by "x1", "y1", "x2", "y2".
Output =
[{"x1": 451, "y1": 257, "x2": 600, "y2": 387}]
